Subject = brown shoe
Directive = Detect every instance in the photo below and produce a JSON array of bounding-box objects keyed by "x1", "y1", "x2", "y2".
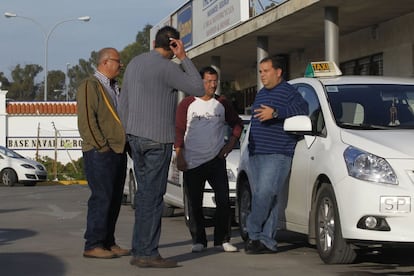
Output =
[
  {"x1": 130, "y1": 256, "x2": 179, "y2": 268},
  {"x1": 83, "y1": 247, "x2": 118, "y2": 259},
  {"x1": 110, "y1": 245, "x2": 131, "y2": 257}
]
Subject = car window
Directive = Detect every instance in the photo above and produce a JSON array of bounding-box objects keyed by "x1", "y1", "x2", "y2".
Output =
[
  {"x1": 294, "y1": 84, "x2": 325, "y2": 135},
  {"x1": 327, "y1": 84, "x2": 414, "y2": 129},
  {"x1": 0, "y1": 147, "x2": 25, "y2": 158}
]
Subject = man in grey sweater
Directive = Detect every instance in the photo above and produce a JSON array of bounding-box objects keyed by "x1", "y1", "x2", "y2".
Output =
[{"x1": 119, "y1": 26, "x2": 204, "y2": 268}]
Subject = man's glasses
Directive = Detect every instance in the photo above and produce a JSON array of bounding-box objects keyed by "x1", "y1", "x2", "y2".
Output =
[
  {"x1": 203, "y1": 80, "x2": 219, "y2": 84},
  {"x1": 108, "y1": 58, "x2": 122, "y2": 64}
]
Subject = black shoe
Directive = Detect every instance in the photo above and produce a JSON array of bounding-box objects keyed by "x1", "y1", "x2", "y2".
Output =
[
  {"x1": 245, "y1": 239, "x2": 261, "y2": 253},
  {"x1": 130, "y1": 256, "x2": 179, "y2": 268},
  {"x1": 245, "y1": 240, "x2": 277, "y2": 254}
]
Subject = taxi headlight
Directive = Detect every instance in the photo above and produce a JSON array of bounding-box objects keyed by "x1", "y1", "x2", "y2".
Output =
[{"x1": 344, "y1": 146, "x2": 398, "y2": 185}]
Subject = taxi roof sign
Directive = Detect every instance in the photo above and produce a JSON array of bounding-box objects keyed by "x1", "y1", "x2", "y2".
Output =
[{"x1": 304, "y1": 61, "x2": 342, "y2": 78}]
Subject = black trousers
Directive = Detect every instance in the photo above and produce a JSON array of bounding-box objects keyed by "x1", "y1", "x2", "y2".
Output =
[{"x1": 183, "y1": 156, "x2": 231, "y2": 246}]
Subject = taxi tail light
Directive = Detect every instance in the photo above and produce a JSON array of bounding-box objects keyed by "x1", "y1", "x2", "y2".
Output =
[{"x1": 357, "y1": 216, "x2": 390, "y2": 231}]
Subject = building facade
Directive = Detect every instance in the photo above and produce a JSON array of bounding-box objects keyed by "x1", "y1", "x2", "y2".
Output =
[{"x1": 157, "y1": 0, "x2": 414, "y2": 111}]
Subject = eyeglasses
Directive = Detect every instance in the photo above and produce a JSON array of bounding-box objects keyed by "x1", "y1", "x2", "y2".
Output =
[
  {"x1": 107, "y1": 58, "x2": 121, "y2": 64},
  {"x1": 203, "y1": 79, "x2": 219, "y2": 84}
]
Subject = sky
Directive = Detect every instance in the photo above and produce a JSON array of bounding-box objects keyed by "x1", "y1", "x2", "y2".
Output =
[{"x1": 0, "y1": 0, "x2": 188, "y2": 80}]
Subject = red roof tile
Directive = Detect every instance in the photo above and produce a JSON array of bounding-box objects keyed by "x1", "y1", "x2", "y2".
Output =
[{"x1": 6, "y1": 102, "x2": 77, "y2": 115}]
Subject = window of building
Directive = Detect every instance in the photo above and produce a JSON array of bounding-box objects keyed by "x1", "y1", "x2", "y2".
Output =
[{"x1": 340, "y1": 53, "x2": 383, "y2": 76}]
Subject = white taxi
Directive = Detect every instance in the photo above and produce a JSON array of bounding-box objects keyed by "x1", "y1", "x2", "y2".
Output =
[{"x1": 236, "y1": 61, "x2": 414, "y2": 264}]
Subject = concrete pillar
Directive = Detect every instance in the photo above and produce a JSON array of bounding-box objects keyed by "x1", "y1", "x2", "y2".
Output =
[
  {"x1": 211, "y1": 56, "x2": 221, "y2": 95},
  {"x1": 257, "y1": 36, "x2": 269, "y2": 90},
  {"x1": 324, "y1": 6, "x2": 339, "y2": 64},
  {"x1": 0, "y1": 89, "x2": 8, "y2": 146}
]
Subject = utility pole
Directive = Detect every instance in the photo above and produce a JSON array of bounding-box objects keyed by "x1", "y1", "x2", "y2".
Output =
[
  {"x1": 51, "y1": 122, "x2": 58, "y2": 181},
  {"x1": 36, "y1": 123, "x2": 40, "y2": 161}
]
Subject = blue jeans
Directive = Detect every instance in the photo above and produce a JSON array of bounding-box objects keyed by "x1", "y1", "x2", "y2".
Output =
[
  {"x1": 127, "y1": 135, "x2": 172, "y2": 258},
  {"x1": 246, "y1": 153, "x2": 292, "y2": 251},
  {"x1": 83, "y1": 149, "x2": 127, "y2": 250}
]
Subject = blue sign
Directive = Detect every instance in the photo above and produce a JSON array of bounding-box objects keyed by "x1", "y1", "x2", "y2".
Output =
[{"x1": 178, "y1": 2, "x2": 193, "y2": 49}]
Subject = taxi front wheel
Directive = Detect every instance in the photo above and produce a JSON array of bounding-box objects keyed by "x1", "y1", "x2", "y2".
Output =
[
  {"x1": 315, "y1": 183, "x2": 357, "y2": 264},
  {"x1": 237, "y1": 178, "x2": 251, "y2": 241}
]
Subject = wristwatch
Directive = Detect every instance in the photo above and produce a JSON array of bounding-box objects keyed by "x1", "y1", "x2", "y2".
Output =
[{"x1": 272, "y1": 108, "x2": 278, "y2": 119}]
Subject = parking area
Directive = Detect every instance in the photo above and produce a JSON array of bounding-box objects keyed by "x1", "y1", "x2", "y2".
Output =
[{"x1": 1, "y1": 184, "x2": 414, "y2": 276}]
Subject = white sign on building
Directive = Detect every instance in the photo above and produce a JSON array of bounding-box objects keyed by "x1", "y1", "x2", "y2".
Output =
[{"x1": 150, "y1": 0, "x2": 249, "y2": 51}]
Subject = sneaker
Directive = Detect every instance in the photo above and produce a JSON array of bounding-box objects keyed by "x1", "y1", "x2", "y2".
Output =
[
  {"x1": 191, "y1": 243, "x2": 205, "y2": 253},
  {"x1": 222, "y1": 242, "x2": 238, "y2": 252}
]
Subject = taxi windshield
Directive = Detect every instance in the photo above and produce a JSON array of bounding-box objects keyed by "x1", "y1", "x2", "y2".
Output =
[{"x1": 326, "y1": 84, "x2": 414, "y2": 129}]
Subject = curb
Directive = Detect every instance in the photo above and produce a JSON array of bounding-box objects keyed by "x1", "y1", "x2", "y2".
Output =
[{"x1": 37, "y1": 180, "x2": 87, "y2": 186}]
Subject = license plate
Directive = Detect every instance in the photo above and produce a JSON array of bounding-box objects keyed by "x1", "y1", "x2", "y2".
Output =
[{"x1": 380, "y1": 196, "x2": 411, "y2": 213}]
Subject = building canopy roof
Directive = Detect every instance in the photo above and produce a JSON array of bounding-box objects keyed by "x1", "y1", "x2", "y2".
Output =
[{"x1": 187, "y1": 0, "x2": 414, "y2": 82}]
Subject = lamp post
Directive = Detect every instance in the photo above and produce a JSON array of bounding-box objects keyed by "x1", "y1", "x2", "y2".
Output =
[
  {"x1": 4, "y1": 12, "x2": 91, "y2": 101},
  {"x1": 66, "y1": 63, "x2": 71, "y2": 101}
]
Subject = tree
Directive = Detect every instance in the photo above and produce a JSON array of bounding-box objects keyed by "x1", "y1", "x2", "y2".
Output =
[
  {"x1": 118, "y1": 24, "x2": 152, "y2": 83},
  {"x1": 47, "y1": 70, "x2": 66, "y2": 101},
  {"x1": 67, "y1": 56, "x2": 96, "y2": 100},
  {"x1": 0, "y1": 72, "x2": 10, "y2": 91},
  {"x1": 136, "y1": 24, "x2": 152, "y2": 51},
  {"x1": 8, "y1": 64, "x2": 42, "y2": 101}
]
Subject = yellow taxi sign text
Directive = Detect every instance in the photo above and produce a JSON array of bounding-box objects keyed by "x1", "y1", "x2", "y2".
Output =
[{"x1": 304, "y1": 61, "x2": 342, "y2": 77}]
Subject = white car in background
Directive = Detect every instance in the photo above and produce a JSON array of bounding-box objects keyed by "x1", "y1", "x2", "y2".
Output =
[
  {"x1": 124, "y1": 154, "x2": 137, "y2": 207},
  {"x1": 236, "y1": 61, "x2": 414, "y2": 264},
  {"x1": 0, "y1": 146, "x2": 48, "y2": 186},
  {"x1": 123, "y1": 115, "x2": 250, "y2": 221}
]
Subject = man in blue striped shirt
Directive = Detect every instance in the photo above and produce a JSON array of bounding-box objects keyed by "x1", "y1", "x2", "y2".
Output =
[{"x1": 245, "y1": 56, "x2": 308, "y2": 254}]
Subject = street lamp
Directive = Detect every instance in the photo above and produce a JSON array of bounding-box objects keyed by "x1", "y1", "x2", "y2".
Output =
[
  {"x1": 4, "y1": 12, "x2": 91, "y2": 101},
  {"x1": 66, "y1": 63, "x2": 71, "y2": 101}
]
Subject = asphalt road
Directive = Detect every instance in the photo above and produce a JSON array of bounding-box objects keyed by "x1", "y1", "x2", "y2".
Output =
[{"x1": 1, "y1": 184, "x2": 414, "y2": 276}]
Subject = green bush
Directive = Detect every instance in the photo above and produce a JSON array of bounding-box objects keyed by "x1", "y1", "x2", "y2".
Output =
[{"x1": 38, "y1": 156, "x2": 85, "y2": 181}]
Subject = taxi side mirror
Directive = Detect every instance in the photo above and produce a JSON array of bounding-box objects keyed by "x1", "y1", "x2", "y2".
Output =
[{"x1": 283, "y1": 115, "x2": 312, "y2": 134}]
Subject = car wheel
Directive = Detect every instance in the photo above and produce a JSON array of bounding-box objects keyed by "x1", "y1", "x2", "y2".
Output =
[
  {"x1": 1, "y1": 169, "x2": 18, "y2": 187},
  {"x1": 315, "y1": 184, "x2": 357, "y2": 264},
  {"x1": 238, "y1": 178, "x2": 251, "y2": 241},
  {"x1": 162, "y1": 203, "x2": 175, "y2": 217},
  {"x1": 128, "y1": 170, "x2": 137, "y2": 209}
]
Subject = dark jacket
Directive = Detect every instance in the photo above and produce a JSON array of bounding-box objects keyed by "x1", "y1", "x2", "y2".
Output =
[{"x1": 77, "y1": 76, "x2": 126, "y2": 153}]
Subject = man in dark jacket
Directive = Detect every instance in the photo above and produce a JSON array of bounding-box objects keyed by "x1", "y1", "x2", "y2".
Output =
[{"x1": 77, "y1": 47, "x2": 129, "y2": 259}]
